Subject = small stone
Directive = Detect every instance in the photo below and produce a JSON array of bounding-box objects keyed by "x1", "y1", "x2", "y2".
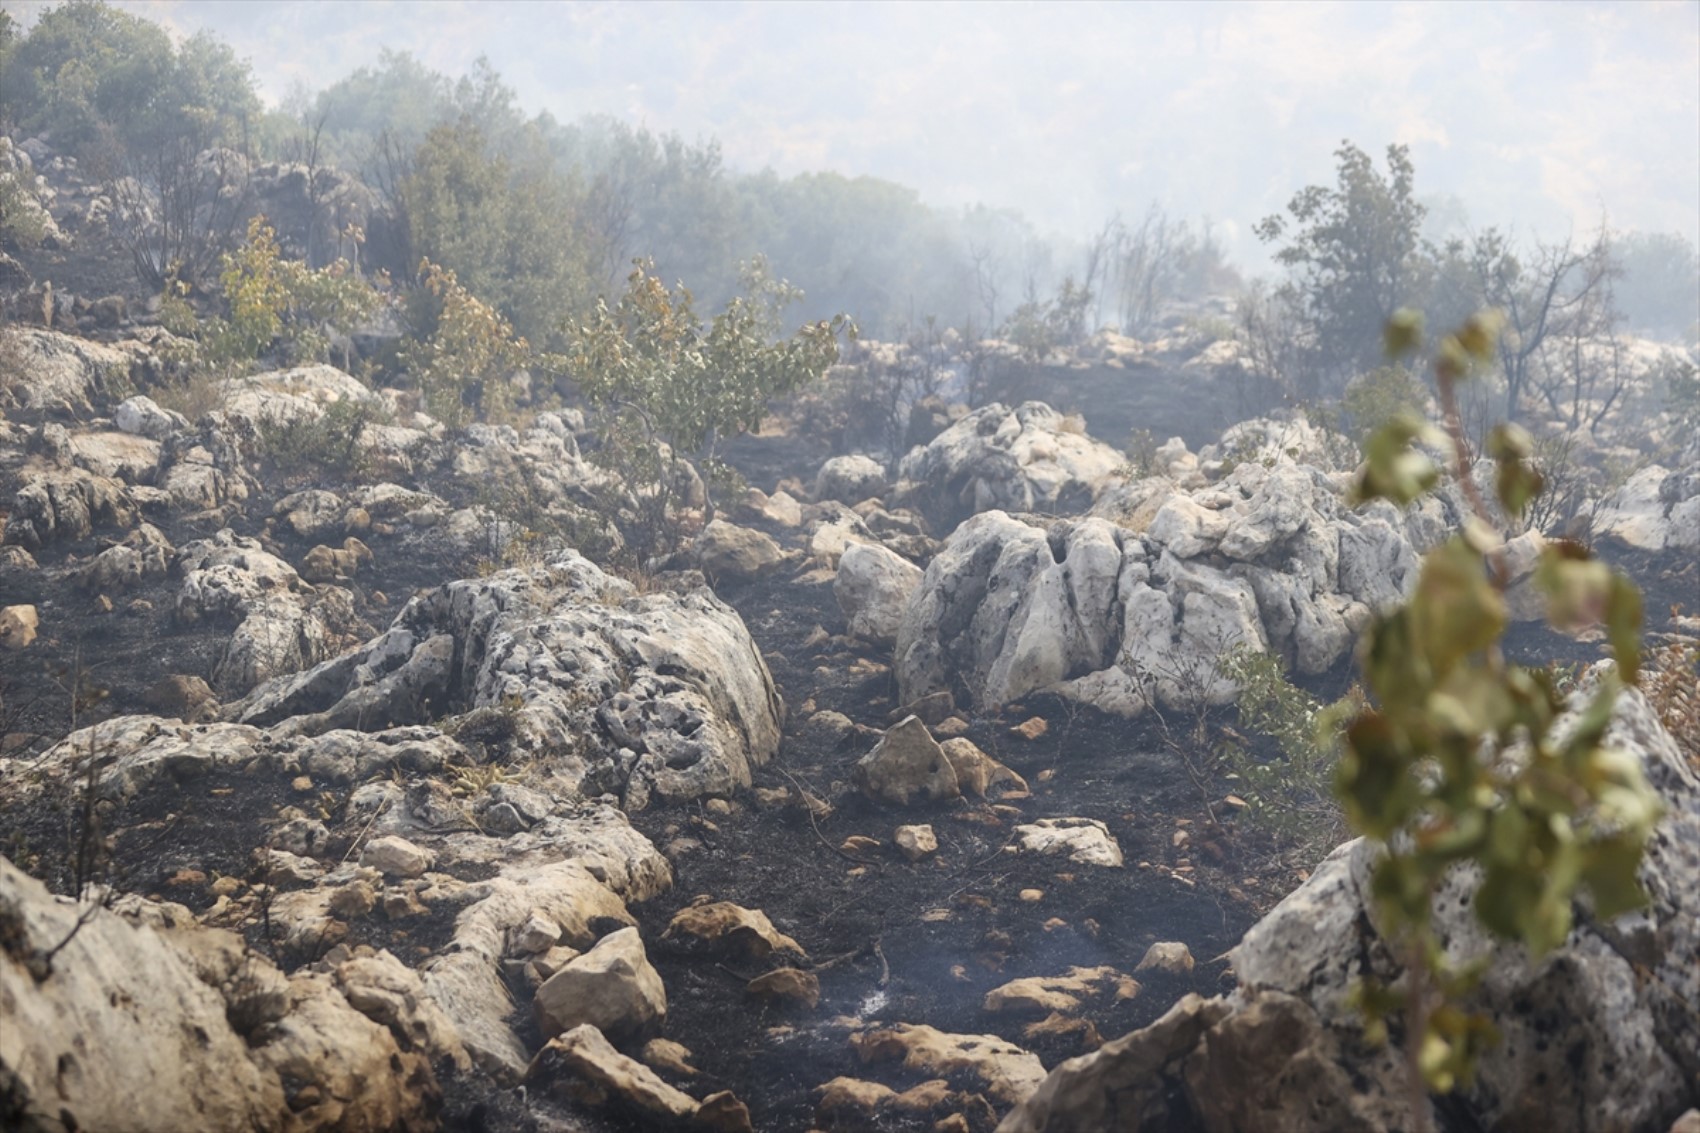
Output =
[
  {"x1": 1019, "y1": 888, "x2": 1044, "y2": 903},
  {"x1": 360, "y1": 834, "x2": 432, "y2": 879},
  {"x1": 841, "y1": 835, "x2": 883, "y2": 857},
  {"x1": 0, "y1": 605, "x2": 39, "y2": 650},
  {"x1": 209, "y1": 875, "x2": 243, "y2": 897},
  {"x1": 290, "y1": 775, "x2": 314, "y2": 793},
  {"x1": 745, "y1": 967, "x2": 821, "y2": 1010},
  {"x1": 641, "y1": 1037, "x2": 698, "y2": 1078},
  {"x1": 894, "y1": 824, "x2": 938, "y2": 862},
  {"x1": 696, "y1": 1090, "x2": 755, "y2": 1133},
  {"x1": 516, "y1": 911, "x2": 563, "y2": 955},
  {"x1": 328, "y1": 879, "x2": 377, "y2": 918},
  {"x1": 934, "y1": 716, "x2": 971, "y2": 738},
  {"x1": 92, "y1": 594, "x2": 113, "y2": 614},
  {"x1": 1135, "y1": 941, "x2": 1196, "y2": 975},
  {"x1": 382, "y1": 886, "x2": 430, "y2": 920},
  {"x1": 1010, "y1": 716, "x2": 1048, "y2": 740}
]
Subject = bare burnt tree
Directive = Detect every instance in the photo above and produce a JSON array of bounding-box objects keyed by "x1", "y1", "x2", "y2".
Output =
[
  {"x1": 1117, "y1": 205, "x2": 1185, "y2": 336},
  {"x1": 107, "y1": 137, "x2": 252, "y2": 289},
  {"x1": 1470, "y1": 225, "x2": 1619, "y2": 422},
  {"x1": 284, "y1": 108, "x2": 331, "y2": 266},
  {"x1": 967, "y1": 239, "x2": 1001, "y2": 333}
]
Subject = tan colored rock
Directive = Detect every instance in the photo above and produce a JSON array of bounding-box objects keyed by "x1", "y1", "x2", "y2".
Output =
[
  {"x1": 696, "y1": 519, "x2": 786, "y2": 582},
  {"x1": 697, "y1": 1089, "x2": 756, "y2": 1133},
  {"x1": 940, "y1": 737, "x2": 1027, "y2": 798},
  {"x1": 0, "y1": 604, "x2": 38, "y2": 650},
  {"x1": 534, "y1": 926, "x2": 666, "y2": 1042},
  {"x1": 1014, "y1": 818, "x2": 1123, "y2": 867},
  {"x1": 333, "y1": 949, "x2": 470, "y2": 1070},
  {"x1": 641, "y1": 1037, "x2": 699, "y2": 1078},
  {"x1": 984, "y1": 967, "x2": 1140, "y2": 1016},
  {"x1": 854, "y1": 715, "x2": 960, "y2": 806},
  {"x1": 143, "y1": 674, "x2": 218, "y2": 722},
  {"x1": 1011, "y1": 716, "x2": 1049, "y2": 740},
  {"x1": 816, "y1": 1076, "x2": 899, "y2": 1119},
  {"x1": 895, "y1": 824, "x2": 939, "y2": 862},
  {"x1": 852, "y1": 1023, "x2": 1046, "y2": 1107},
  {"x1": 360, "y1": 834, "x2": 432, "y2": 878},
  {"x1": 1135, "y1": 941, "x2": 1196, "y2": 975},
  {"x1": 662, "y1": 901, "x2": 805, "y2": 961},
  {"x1": 746, "y1": 967, "x2": 821, "y2": 1010},
  {"x1": 300, "y1": 536, "x2": 373, "y2": 583},
  {"x1": 526, "y1": 1023, "x2": 698, "y2": 1124}
]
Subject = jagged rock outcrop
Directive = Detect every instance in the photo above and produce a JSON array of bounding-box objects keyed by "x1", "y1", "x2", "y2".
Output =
[
  {"x1": 896, "y1": 438, "x2": 1438, "y2": 715},
  {"x1": 175, "y1": 529, "x2": 368, "y2": 693},
  {"x1": 0, "y1": 855, "x2": 441, "y2": 1133},
  {"x1": 997, "y1": 680, "x2": 1700, "y2": 1133},
  {"x1": 0, "y1": 328, "x2": 133, "y2": 417},
  {"x1": 233, "y1": 550, "x2": 784, "y2": 808},
  {"x1": 1593, "y1": 459, "x2": 1700, "y2": 552},
  {"x1": 894, "y1": 402, "x2": 1125, "y2": 533}
]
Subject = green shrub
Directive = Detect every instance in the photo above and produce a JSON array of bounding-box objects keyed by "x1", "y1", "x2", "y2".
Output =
[{"x1": 1219, "y1": 646, "x2": 1355, "y2": 858}]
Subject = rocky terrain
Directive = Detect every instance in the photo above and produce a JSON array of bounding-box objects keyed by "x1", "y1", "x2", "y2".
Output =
[{"x1": 3, "y1": 130, "x2": 1699, "y2": 1133}]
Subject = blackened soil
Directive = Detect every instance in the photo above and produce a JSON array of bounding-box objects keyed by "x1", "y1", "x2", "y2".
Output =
[{"x1": 620, "y1": 565, "x2": 1273, "y2": 1132}]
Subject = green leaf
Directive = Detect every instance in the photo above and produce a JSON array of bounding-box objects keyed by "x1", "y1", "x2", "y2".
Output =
[
  {"x1": 1350, "y1": 412, "x2": 1445, "y2": 506},
  {"x1": 1384, "y1": 309, "x2": 1425, "y2": 358}
]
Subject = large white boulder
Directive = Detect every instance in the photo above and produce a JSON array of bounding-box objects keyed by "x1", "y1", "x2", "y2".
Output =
[
  {"x1": 835, "y1": 541, "x2": 924, "y2": 645},
  {"x1": 234, "y1": 550, "x2": 784, "y2": 808},
  {"x1": 895, "y1": 401, "x2": 1124, "y2": 532}
]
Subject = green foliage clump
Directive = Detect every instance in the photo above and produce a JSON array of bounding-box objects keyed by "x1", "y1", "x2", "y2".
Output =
[
  {"x1": 397, "y1": 258, "x2": 530, "y2": 429},
  {"x1": 163, "y1": 216, "x2": 380, "y2": 375},
  {"x1": 254, "y1": 398, "x2": 383, "y2": 485},
  {"x1": 1341, "y1": 364, "x2": 1428, "y2": 447},
  {"x1": 0, "y1": 0, "x2": 259, "y2": 160},
  {"x1": 1337, "y1": 309, "x2": 1661, "y2": 1107},
  {"x1": 1219, "y1": 646, "x2": 1355, "y2": 857},
  {"x1": 400, "y1": 117, "x2": 596, "y2": 348},
  {"x1": 568, "y1": 256, "x2": 850, "y2": 562}
]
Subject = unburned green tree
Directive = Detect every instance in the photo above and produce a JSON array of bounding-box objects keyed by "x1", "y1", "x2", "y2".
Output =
[
  {"x1": 1256, "y1": 142, "x2": 1430, "y2": 400},
  {"x1": 568, "y1": 256, "x2": 851, "y2": 562}
]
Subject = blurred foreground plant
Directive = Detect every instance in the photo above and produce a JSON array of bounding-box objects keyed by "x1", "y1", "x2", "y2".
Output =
[{"x1": 1336, "y1": 309, "x2": 1662, "y2": 1126}]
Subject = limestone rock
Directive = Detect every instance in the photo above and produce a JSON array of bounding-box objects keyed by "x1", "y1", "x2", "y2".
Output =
[
  {"x1": 1014, "y1": 819, "x2": 1123, "y2": 868},
  {"x1": 815, "y1": 453, "x2": 888, "y2": 505},
  {"x1": 852, "y1": 1022, "x2": 1047, "y2": 1108},
  {"x1": 116, "y1": 394, "x2": 189, "y2": 439},
  {"x1": 853, "y1": 716, "x2": 961, "y2": 806},
  {"x1": 1134, "y1": 942, "x2": 1195, "y2": 975},
  {"x1": 662, "y1": 902, "x2": 805, "y2": 962},
  {"x1": 359, "y1": 834, "x2": 433, "y2": 878},
  {"x1": 896, "y1": 401, "x2": 1124, "y2": 532},
  {"x1": 696, "y1": 519, "x2": 786, "y2": 582},
  {"x1": 534, "y1": 926, "x2": 667, "y2": 1043},
  {"x1": 895, "y1": 824, "x2": 939, "y2": 862},
  {"x1": 746, "y1": 967, "x2": 821, "y2": 1010},
  {"x1": 940, "y1": 737, "x2": 1028, "y2": 798},
  {"x1": 0, "y1": 604, "x2": 38, "y2": 650},
  {"x1": 0, "y1": 855, "x2": 438, "y2": 1133},
  {"x1": 527, "y1": 1023, "x2": 697, "y2": 1124},
  {"x1": 233, "y1": 551, "x2": 782, "y2": 807},
  {"x1": 984, "y1": 967, "x2": 1140, "y2": 1016},
  {"x1": 835, "y1": 541, "x2": 924, "y2": 646}
]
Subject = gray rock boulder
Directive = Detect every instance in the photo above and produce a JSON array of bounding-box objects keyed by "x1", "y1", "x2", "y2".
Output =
[
  {"x1": 815, "y1": 453, "x2": 888, "y2": 505},
  {"x1": 233, "y1": 551, "x2": 783, "y2": 808},
  {"x1": 897, "y1": 456, "x2": 1428, "y2": 716},
  {"x1": 895, "y1": 401, "x2": 1124, "y2": 532},
  {"x1": 0, "y1": 855, "x2": 440, "y2": 1133},
  {"x1": 835, "y1": 541, "x2": 924, "y2": 646}
]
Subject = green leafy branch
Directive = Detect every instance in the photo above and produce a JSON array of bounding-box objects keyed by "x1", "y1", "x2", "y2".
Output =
[{"x1": 1338, "y1": 309, "x2": 1662, "y2": 1123}]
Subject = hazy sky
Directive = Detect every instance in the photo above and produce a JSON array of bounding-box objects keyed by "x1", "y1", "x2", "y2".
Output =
[{"x1": 11, "y1": 0, "x2": 1700, "y2": 266}]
